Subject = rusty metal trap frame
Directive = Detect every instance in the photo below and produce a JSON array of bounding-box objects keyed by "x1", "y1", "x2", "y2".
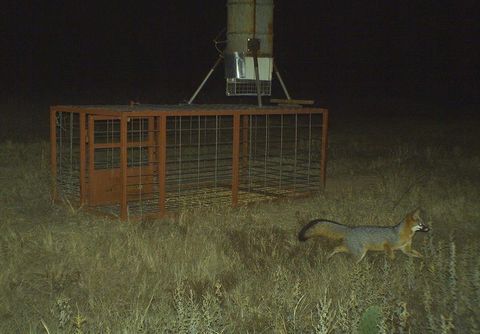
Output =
[{"x1": 50, "y1": 104, "x2": 329, "y2": 220}]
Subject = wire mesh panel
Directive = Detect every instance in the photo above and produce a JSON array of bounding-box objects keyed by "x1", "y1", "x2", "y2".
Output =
[
  {"x1": 51, "y1": 105, "x2": 328, "y2": 221},
  {"x1": 165, "y1": 115, "x2": 234, "y2": 210},
  {"x1": 124, "y1": 116, "x2": 158, "y2": 216},
  {"x1": 226, "y1": 78, "x2": 272, "y2": 96},
  {"x1": 238, "y1": 113, "x2": 324, "y2": 204},
  {"x1": 53, "y1": 111, "x2": 82, "y2": 200}
]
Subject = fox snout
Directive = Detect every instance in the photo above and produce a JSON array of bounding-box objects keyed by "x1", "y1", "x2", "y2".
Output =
[{"x1": 417, "y1": 223, "x2": 430, "y2": 232}]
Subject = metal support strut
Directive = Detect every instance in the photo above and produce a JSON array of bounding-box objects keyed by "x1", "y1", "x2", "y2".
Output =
[
  {"x1": 273, "y1": 61, "x2": 291, "y2": 100},
  {"x1": 248, "y1": 37, "x2": 263, "y2": 107},
  {"x1": 188, "y1": 56, "x2": 223, "y2": 105}
]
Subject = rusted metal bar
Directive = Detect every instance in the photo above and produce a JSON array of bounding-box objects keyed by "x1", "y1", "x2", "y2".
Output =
[
  {"x1": 157, "y1": 115, "x2": 167, "y2": 216},
  {"x1": 49, "y1": 106, "x2": 121, "y2": 117},
  {"x1": 147, "y1": 117, "x2": 155, "y2": 172},
  {"x1": 232, "y1": 113, "x2": 241, "y2": 206},
  {"x1": 91, "y1": 141, "x2": 152, "y2": 149},
  {"x1": 279, "y1": 114, "x2": 284, "y2": 188},
  {"x1": 50, "y1": 105, "x2": 328, "y2": 117},
  {"x1": 87, "y1": 114, "x2": 95, "y2": 203},
  {"x1": 294, "y1": 113, "x2": 298, "y2": 190},
  {"x1": 92, "y1": 142, "x2": 122, "y2": 149},
  {"x1": 242, "y1": 115, "x2": 249, "y2": 169},
  {"x1": 320, "y1": 109, "x2": 329, "y2": 188},
  {"x1": 120, "y1": 113, "x2": 128, "y2": 220},
  {"x1": 270, "y1": 98, "x2": 314, "y2": 105},
  {"x1": 84, "y1": 114, "x2": 120, "y2": 120},
  {"x1": 50, "y1": 107, "x2": 58, "y2": 201},
  {"x1": 79, "y1": 112, "x2": 86, "y2": 205}
]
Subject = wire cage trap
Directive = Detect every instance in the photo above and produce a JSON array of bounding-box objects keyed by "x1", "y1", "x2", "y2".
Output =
[{"x1": 50, "y1": 104, "x2": 328, "y2": 220}]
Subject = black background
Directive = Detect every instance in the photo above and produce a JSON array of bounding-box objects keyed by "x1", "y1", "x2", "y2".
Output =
[{"x1": 2, "y1": 1, "x2": 479, "y2": 114}]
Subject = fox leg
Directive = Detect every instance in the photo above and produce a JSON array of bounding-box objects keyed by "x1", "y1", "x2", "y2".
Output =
[
  {"x1": 400, "y1": 242, "x2": 423, "y2": 258},
  {"x1": 327, "y1": 244, "x2": 349, "y2": 259},
  {"x1": 354, "y1": 249, "x2": 368, "y2": 263},
  {"x1": 383, "y1": 243, "x2": 395, "y2": 260}
]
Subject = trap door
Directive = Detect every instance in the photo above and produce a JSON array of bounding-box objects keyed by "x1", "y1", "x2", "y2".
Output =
[{"x1": 87, "y1": 115, "x2": 155, "y2": 206}]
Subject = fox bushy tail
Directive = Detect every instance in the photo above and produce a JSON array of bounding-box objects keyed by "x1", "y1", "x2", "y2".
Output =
[{"x1": 298, "y1": 219, "x2": 350, "y2": 241}]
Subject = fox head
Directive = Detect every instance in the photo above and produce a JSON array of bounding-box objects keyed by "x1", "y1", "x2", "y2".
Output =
[{"x1": 409, "y1": 208, "x2": 430, "y2": 233}]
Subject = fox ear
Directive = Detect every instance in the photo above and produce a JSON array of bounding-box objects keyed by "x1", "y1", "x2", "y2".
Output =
[{"x1": 412, "y1": 208, "x2": 422, "y2": 219}]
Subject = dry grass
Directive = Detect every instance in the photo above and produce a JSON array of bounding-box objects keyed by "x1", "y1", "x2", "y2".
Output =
[{"x1": 0, "y1": 110, "x2": 479, "y2": 333}]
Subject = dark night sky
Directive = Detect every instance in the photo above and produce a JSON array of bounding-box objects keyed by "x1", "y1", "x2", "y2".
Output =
[{"x1": 2, "y1": 1, "x2": 479, "y2": 107}]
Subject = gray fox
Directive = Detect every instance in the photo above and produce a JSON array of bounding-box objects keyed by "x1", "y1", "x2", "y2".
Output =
[{"x1": 298, "y1": 208, "x2": 430, "y2": 263}]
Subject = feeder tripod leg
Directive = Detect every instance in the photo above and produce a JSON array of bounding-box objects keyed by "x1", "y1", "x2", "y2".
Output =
[
  {"x1": 188, "y1": 56, "x2": 222, "y2": 105},
  {"x1": 273, "y1": 61, "x2": 291, "y2": 100},
  {"x1": 253, "y1": 53, "x2": 263, "y2": 107}
]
